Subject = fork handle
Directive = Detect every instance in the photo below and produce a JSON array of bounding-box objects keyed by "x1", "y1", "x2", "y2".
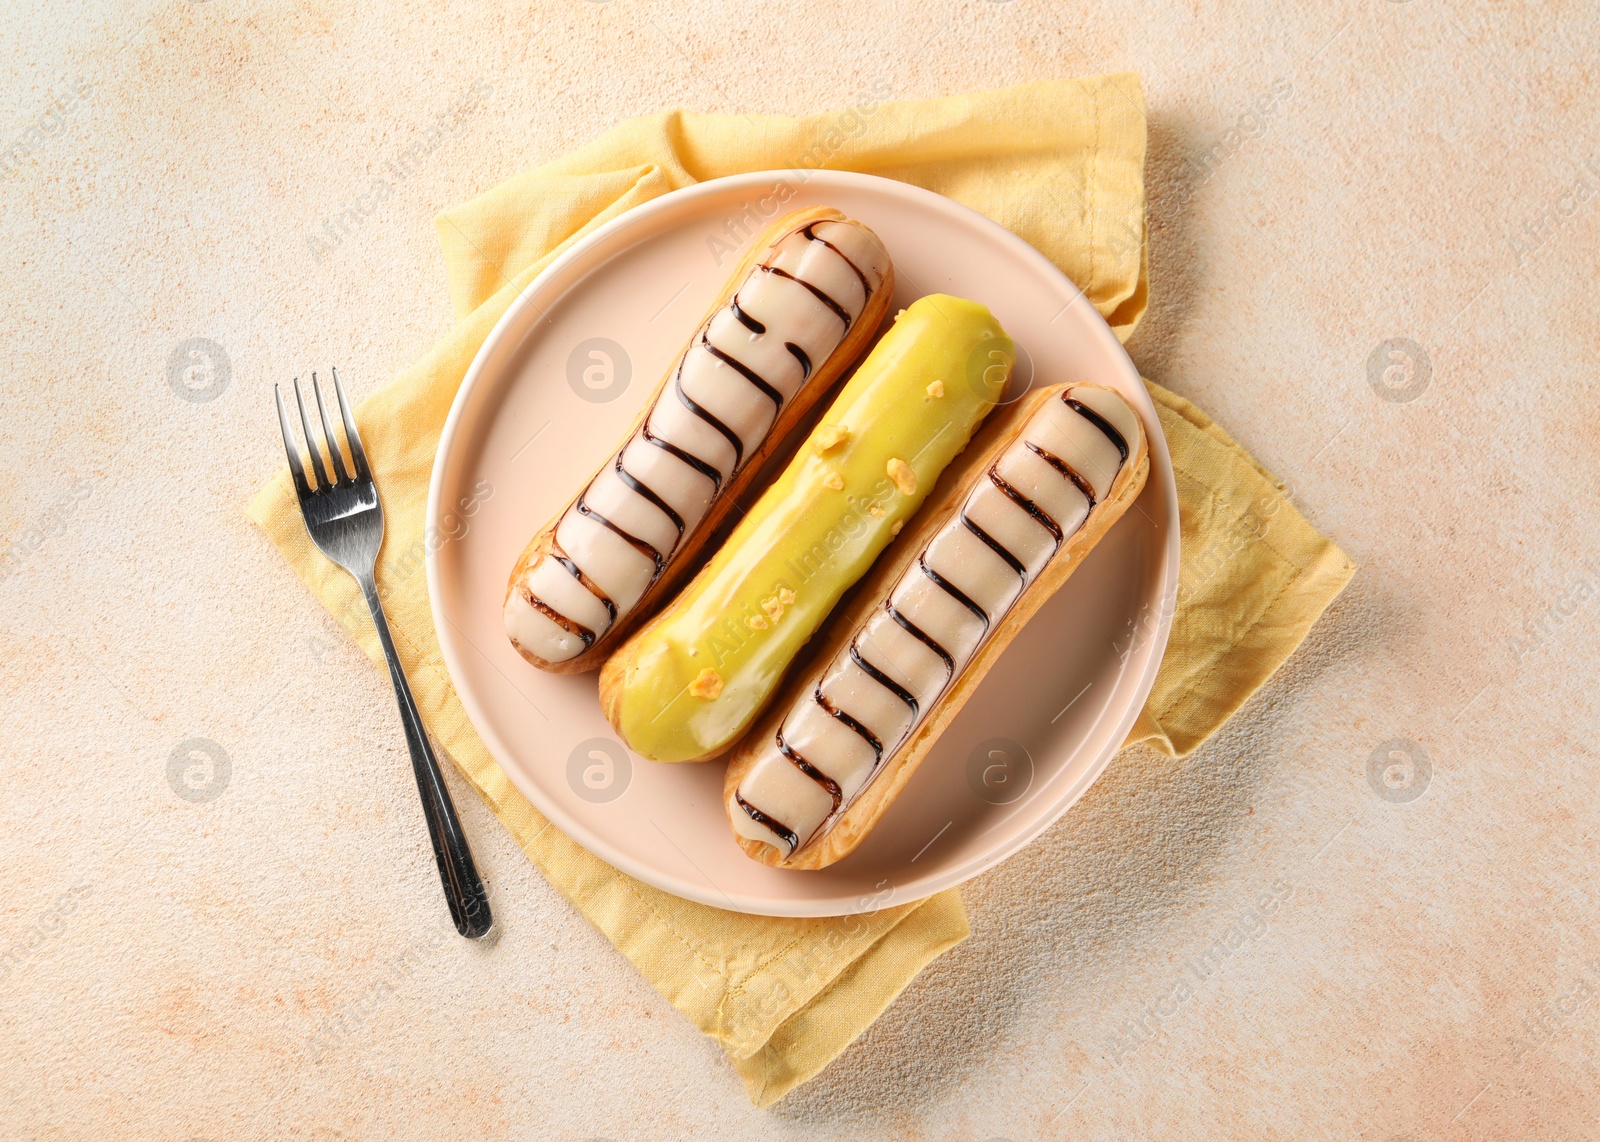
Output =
[{"x1": 361, "y1": 577, "x2": 493, "y2": 939}]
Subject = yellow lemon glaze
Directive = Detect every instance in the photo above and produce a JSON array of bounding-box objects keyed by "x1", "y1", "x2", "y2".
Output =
[{"x1": 602, "y1": 294, "x2": 1013, "y2": 762}]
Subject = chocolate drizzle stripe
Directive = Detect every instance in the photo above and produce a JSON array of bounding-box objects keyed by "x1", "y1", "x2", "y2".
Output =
[
  {"x1": 520, "y1": 586, "x2": 595, "y2": 648},
  {"x1": 576, "y1": 495, "x2": 665, "y2": 572},
  {"x1": 641, "y1": 423, "x2": 722, "y2": 491},
  {"x1": 988, "y1": 466, "x2": 1064, "y2": 544},
  {"x1": 549, "y1": 547, "x2": 618, "y2": 626},
  {"x1": 886, "y1": 601, "x2": 955, "y2": 676},
  {"x1": 815, "y1": 688, "x2": 884, "y2": 762},
  {"x1": 1064, "y1": 395, "x2": 1129, "y2": 463},
  {"x1": 735, "y1": 791, "x2": 799, "y2": 855},
  {"x1": 701, "y1": 336, "x2": 785, "y2": 412},
  {"x1": 784, "y1": 342, "x2": 812, "y2": 380},
  {"x1": 673, "y1": 358, "x2": 745, "y2": 470},
  {"x1": 801, "y1": 221, "x2": 873, "y2": 294},
  {"x1": 917, "y1": 555, "x2": 991, "y2": 632},
  {"x1": 776, "y1": 729, "x2": 843, "y2": 812},
  {"x1": 1024, "y1": 442, "x2": 1096, "y2": 509},
  {"x1": 613, "y1": 454, "x2": 685, "y2": 540},
  {"x1": 759, "y1": 264, "x2": 852, "y2": 329},
  {"x1": 849, "y1": 640, "x2": 919, "y2": 719},
  {"x1": 959, "y1": 511, "x2": 1028, "y2": 579},
  {"x1": 730, "y1": 296, "x2": 765, "y2": 334}
]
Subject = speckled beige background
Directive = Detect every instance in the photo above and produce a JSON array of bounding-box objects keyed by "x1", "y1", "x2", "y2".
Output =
[{"x1": 3, "y1": 1, "x2": 1596, "y2": 1138}]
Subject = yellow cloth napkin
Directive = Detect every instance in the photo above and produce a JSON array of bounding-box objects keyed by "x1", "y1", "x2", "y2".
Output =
[{"x1": 246, "y1": 75, "x2": 1354, "y2": 1107}]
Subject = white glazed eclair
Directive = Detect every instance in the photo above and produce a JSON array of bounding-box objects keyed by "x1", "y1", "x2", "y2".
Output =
[
  {"x1": 724, "y1": 382, "x2": 1149, "y2": 869},
  {"x1": 504, "y1": 207, "x2": 893, "y2": 673}
]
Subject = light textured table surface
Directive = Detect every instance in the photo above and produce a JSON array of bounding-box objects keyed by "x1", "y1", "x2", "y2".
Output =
[{"x1": 4, "y1": 2, "x2": 1596, "y2": 1138}]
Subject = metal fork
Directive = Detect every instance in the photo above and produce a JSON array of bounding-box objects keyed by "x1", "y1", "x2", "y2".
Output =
[{"x1": 275, "y1": 369, "x2": 492, "y2": 939}]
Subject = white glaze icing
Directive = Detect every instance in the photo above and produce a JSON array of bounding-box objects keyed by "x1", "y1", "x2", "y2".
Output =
[
  {"x1": 731, "y1": 384, "x2": 1144, "y2": 857},
  {"x1": 524, "y1": 554, "x2": 612, "y2": 635},
  {"x1": 554, "y1": 510, "x2": 653, "y2": 615},
  {"x1": 506, "y1": 216, "x2": 890, "y2": 664},
  {"x1": 503, "y1": 588, "x2": 582, "y2": 664},
  {"x1": 617, "y1": 434, "x2": 712, "y2": 532},
  {"x1": 583, "y1": 462, "x2": 681, "y2": 557},
  {"x1": 677, "y1": 340, "x2": 776, "y2": 453}
]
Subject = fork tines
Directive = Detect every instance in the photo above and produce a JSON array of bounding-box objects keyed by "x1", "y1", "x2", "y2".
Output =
[{"x1": 275, "y1": 368, "x2": 372, "y2": 496}]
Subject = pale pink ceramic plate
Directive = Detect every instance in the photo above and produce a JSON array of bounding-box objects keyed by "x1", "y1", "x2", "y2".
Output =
[{"x1": 427, "y1": 171, "x2": 1177, "y2": 917}]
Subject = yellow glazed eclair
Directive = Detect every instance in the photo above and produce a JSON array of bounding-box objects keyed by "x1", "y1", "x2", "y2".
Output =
[
  {"x1": 724, "y1": 381, "x2": 1149, "y2": 869},
  {"x1": 599, "y1": 295, "x2": 1015, "y2": 762},
  {"x1": 503, "y1": 207, "x2": 893, "y2": 673}
]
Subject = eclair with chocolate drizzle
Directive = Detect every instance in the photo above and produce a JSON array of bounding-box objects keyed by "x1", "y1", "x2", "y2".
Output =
[
  {"x1": 504, "y1": 207, "x2": 893, "y2": 673},
  {"x1": 724, "y1": 381, "x2": 1149, "y2": 869}
]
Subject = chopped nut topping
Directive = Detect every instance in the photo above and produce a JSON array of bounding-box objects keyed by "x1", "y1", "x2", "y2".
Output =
[
  {"x1": 812, "y1": 423, "x2": 850, "y2": 455},
  {"x1": 886, "y1": 457, "x2": 917, "y2": 496},
  {"x1": 762, "y1": 595, "x2": 784, "y2": 622},
  {"x1": 925, "y1": 379, "x2": 946, "y2": 399},
  {"x1": 868, "y1": 503, "x2": 885, "y2": 518},
  {"x1": 778, "y1": 587, "x2": 795, "y2": 606},
  {"x1": 891, "y1": 519, "x2": 904, "y2": 536},
  {"x1": 747, "y1": 614, "x2": 769, "y2": 630},
  {"x1": 689, "y1": 667, "x2": 723, "y2": 700},
  {"x1": 822, "y1": 470, "x2": 845, "y2": 491}
]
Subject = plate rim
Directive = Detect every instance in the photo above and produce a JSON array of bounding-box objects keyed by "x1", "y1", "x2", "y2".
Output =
[{"x1": 427, "y1": 169, "x2": 1179, "y2": 916}]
